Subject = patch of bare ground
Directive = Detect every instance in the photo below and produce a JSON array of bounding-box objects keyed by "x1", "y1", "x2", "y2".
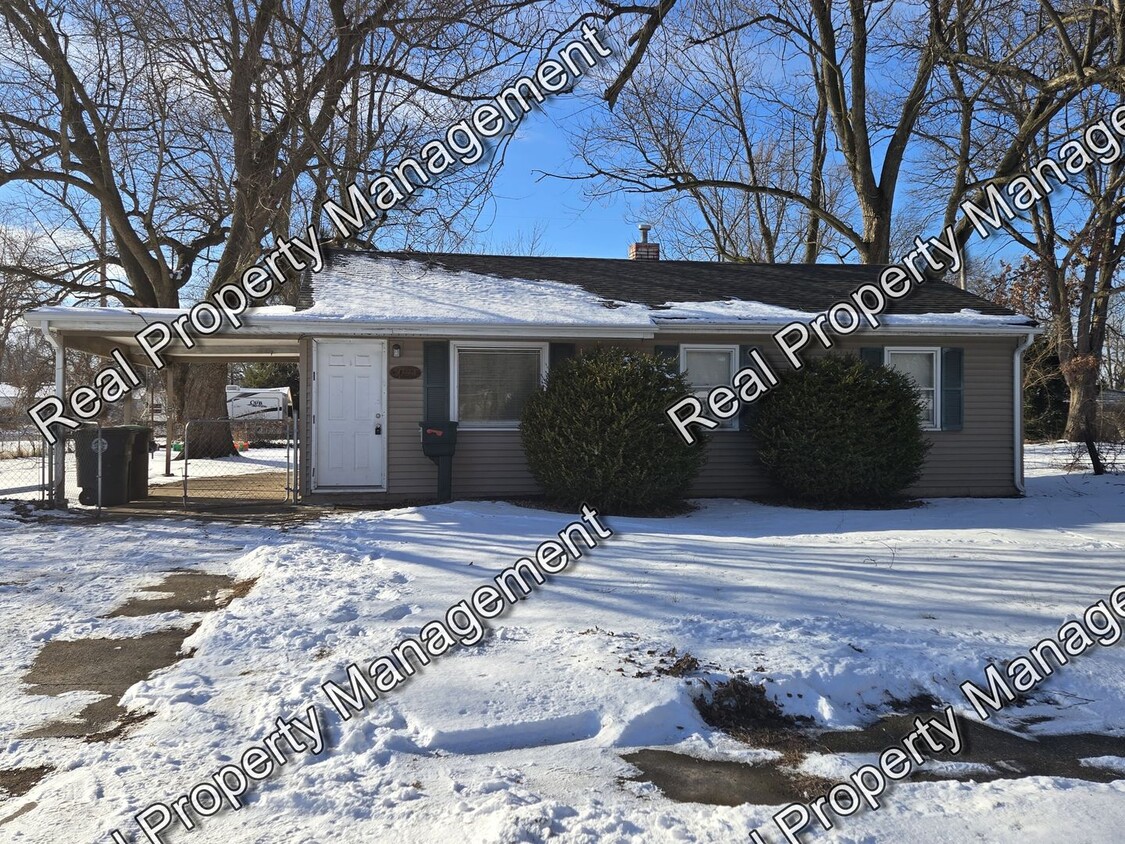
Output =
[
  {"x1": 625, "y1": 674, "x2": 1125, "y2": 807},
  {"x1": 19, "y1": 570, "x2": 258, "y2": 743},
  {"x1": 0, "y1": 766, "x2": 52, "y2": 800}
]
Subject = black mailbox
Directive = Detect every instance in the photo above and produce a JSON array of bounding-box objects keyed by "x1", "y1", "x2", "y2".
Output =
[
  {"x1": 419, "y1": 421, "x2": 458, "y2": 457},
  {"x1": 419, "y1": 421, "x2": 458, "y2": 501}
]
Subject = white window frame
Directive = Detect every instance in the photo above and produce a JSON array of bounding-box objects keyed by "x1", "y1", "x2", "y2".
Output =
[
  {"x1": 450, "y1": 341, "x2": 549, "y2": 430},
  {"x1": 884, "y1": 346, "x2": 941, "y2": 431},
  {"x1": 680, "y1": 344, "x2": 741, "y2": 431}
]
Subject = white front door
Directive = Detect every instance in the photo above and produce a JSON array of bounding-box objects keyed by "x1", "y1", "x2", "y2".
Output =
[{"x1": 314, "y1": 339, "x2": 386, "y2": 489}]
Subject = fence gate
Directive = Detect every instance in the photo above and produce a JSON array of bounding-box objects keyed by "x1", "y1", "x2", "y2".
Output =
[{"x1": 176, "y1": 417, "x2": 298, "y2": 507}]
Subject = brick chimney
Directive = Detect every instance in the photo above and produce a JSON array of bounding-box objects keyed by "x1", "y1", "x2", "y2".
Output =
[{"x1": 629, "y1": 224, "x2": 660, "y2": 260}]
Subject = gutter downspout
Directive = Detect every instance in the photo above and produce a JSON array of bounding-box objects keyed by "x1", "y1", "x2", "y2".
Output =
[
  {"x1": 1013, "y1": 331, "x2": 1036, "y2": 495},
  {"x1": 39, "y1": 321, "x2": 67, "y2": 509}
]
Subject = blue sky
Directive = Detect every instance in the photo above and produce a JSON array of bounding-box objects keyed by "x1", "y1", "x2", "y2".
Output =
[{"x1": 477, "y1": 95, "x2": 643, "y2": 259}]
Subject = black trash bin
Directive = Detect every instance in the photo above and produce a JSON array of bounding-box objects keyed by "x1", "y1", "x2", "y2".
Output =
[
  {"x1": 419, "y1": 421, "x2": 458, "y2": 501},
  {"x1": 75, "y1": 427, "x2": 137, "y2": 506},
  {"x1": 123, "y1": 425, "x2": 152, "y2": 501}
]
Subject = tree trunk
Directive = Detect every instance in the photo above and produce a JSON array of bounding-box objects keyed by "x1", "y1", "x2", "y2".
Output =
[
  {"x1": 171, "y1": 361, "x2": 236, "y2": 458},
  {"x1": 1061, "y1": 355, "x2": 1099, "y2": 442}
]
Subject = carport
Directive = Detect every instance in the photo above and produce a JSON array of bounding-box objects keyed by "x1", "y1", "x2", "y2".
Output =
[{"x1": 26, "y1": 305, "x2": 301, "y2": 510}]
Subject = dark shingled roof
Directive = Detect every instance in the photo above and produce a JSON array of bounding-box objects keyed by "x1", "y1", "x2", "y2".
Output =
[{"x1": 299, "y1": 249, "x2": 1026, "y2": 319}]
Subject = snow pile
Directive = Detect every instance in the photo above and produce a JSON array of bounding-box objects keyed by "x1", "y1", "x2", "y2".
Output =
[
  {"x1": 31, "y1": 260, "x2": 1037, "y2": 331},
  {"x1": 881, "y1": 307, "x2": 1035, "y2": 326}
]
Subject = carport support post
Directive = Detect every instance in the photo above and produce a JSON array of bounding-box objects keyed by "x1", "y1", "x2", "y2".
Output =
[
  {"x1": 39, "y1": 330, "x2": 68, "y2": 508},
  {"x1": 50, "y1": 331, "x2": 67, "y2": 508},
  {"x1": 164, "y1": 367, "x2": 174, "y2": 477}
]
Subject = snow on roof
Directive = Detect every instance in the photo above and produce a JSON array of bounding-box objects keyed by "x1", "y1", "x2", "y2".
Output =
[
  {"x1": 303, "y1": 253, "x2": 654, "y2": 326},
  {"x1": 654, "y1": 299, "x2": 1035, "y2": 327},
  {"x1": 305, "y1": 254, "x2": 1035, "y2": 329},
  {"x1": 27, "y1": 254, "x2": 1037, "y2": 334}
]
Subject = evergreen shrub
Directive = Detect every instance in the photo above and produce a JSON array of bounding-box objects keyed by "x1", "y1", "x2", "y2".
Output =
[
  {"x1": 751, "y1": 354, "x2": 930, "y2": 503},
  {"x1": 520, "y1": 347, "x2": 708, "y2": 512}
]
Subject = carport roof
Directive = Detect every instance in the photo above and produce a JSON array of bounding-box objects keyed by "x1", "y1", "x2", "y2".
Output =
[{"x1": 25, "y1": 305, "x2": 305, "y2": 365}]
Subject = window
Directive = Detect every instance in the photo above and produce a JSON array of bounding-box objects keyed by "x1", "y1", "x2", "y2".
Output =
[
  {"x1": 451, "y1": 343, "x2": 547, "y2": 428},
  {"x1": 681, "y1": 344, "x2": 739, "y2": 429},
  {"x1": 885, "y1": 348, "x2": 940, "y2": 430}
]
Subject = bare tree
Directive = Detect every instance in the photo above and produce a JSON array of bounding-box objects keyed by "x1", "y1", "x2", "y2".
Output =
[
  {"x1": 0, "y1": 227, "x2": 68, "y2": 381},
  {"x1": 482, "y1": 220, "x2": 551, "y2": 256},
  {"x1": 574, "y1": 0, "x2": 1125, "y2": 270},
  {"x1": 947, "y1": 3, "x2": 1125, "y2": 446},
  {"x1": 0, "y1": 0, "x2": 563, "y2": 452},
  {"x1": 1107, "y1": 299, "x2": 1125, "y2": 391},
  {"x1": 573, "y1": 0, "x2": 961, "y2": 263},
  {"x1": 930, "y1": 1, "x2": 1125, "y2": 253}
]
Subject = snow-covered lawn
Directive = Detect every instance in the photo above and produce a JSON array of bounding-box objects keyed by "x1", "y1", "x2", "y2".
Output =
[
  {"x1": 1, "y1": 444, "x2": 1123, "y2": 842},
  {"x1": 145, "y1": 446, "x2": 292, "y2": 485}
]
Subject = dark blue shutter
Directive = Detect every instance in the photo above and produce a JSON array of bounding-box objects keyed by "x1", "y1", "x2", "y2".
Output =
[
  {"x1": 738, "y1": 345, "x2": 761, "y2": 429},
  {"x1": 549, "y1": 343, "x2": 576, "y2": 369},
  {"x1": 654, "y1": 344, "x2": 680, "y2": 370},
  {"x1": 941, "y1": 347, "x2": 964, "y2": 431},
  {"x1": 860, "y1": 347, "x2": 884, "y2": 368},
  {"x1": 423, "y1": 341, "x2": 450, "y2": 422}
]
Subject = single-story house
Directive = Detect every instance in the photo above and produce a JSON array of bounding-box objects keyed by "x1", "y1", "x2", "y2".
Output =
[{"x1": 27, "y1": 237, "x2": 1040, "y2": 504}]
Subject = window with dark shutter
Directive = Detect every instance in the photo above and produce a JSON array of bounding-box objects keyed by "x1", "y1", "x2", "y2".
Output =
[
  {"x1": 549, "y1": 343, "x2": 576, "y2": 369},
  {"x1": 884, "y1": 348, "x2": 940, "y2": 430},
  {"x1": 450, "y1": 342, "x2": 548, "y2": 428}
]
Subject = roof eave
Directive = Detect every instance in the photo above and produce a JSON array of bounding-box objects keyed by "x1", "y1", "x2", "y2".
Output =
[
  {"x1": 652, "y1": 320, "x2": 1042, "y2": 336},
  {"x1": 26, "y1": 306, "x2": 1040, "y2": 342},
  {"x1": 24, "y1": 308, "x2": 658, "y2": 340}
]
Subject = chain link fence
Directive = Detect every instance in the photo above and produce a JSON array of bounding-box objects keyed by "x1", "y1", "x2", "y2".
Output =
[
  {"x1": 173, "y1": 417, "x2": 297, "y2": 506},
  {"x1": 0, "y1": 422, "x2": 51, "y2": 501},
  {"x1": 2, "y1": 416, "x2": 298, "y2": 511}
]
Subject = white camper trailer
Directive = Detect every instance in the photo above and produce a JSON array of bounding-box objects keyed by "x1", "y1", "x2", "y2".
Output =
[{"x1": 225, "y1": 385, "x2": 292, "y2": 420}]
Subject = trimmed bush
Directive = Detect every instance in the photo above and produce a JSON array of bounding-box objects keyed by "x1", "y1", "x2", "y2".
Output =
[
  {"x1": 520, "y1": 347, "x2": 708, "y2": 512},
  {"x1": 751, "y1": 354, "x2": 930, "y2": 503}
]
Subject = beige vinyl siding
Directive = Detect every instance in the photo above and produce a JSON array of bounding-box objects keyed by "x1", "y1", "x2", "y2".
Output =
[
  {"x1": 629, "y1": 332, "x2": 1020, "y2": 499},
  {"x1": 302, "y1": 336, "x2": 547, "y2": 503},
  {"x1": 841, "y1": 334, "x2": 1018, "y2": 497},
  {"x1": 689, "y1": 432, "x2": 764, "y2": 497},
  {"x1": 449, "y1": 340, "x2": 547, "y2": 498},
  {"x1": 301, "y1": 331, "x2": 1022, "y2": 502},
  {"x1": 452, "y1": 431, "x2": 539, "y2": 498},
  {"x1": 384, "y1": 340, "x2": 439, "y2": 496},
  {"x1": 658, "y1": 332, "x2": 1019, "y2": 498}
]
